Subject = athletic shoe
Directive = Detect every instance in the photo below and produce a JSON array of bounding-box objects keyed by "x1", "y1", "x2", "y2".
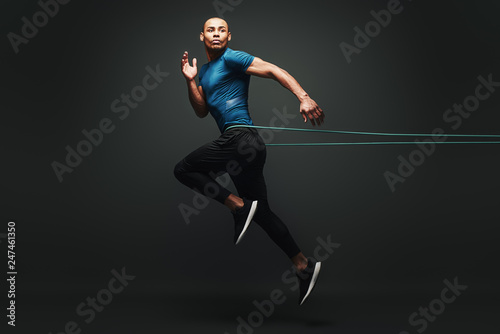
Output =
[
  {"x1": 296, "y1": 258, "x2": 322, "y2": 305},
  {"x1": 232, "y1": 198, "x2": 258, "y2": 245}
]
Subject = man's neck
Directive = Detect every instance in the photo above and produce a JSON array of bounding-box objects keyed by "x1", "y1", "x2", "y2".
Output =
[{"x1": 205, "y1": 47, "x2": 227, "y2": 62}]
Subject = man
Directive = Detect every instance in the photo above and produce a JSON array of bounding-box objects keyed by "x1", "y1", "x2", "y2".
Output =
[{"x1": 174, "y1": 17, "x2": 325, "y2": 305}]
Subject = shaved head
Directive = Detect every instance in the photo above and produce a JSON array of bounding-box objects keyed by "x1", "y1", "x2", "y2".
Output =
[
  {"x1": 202, "y1": 17, "x2": 229, "y2": 32},
  {"x1": 200, "y1": 17, "x2": 232, "y2": 59}
]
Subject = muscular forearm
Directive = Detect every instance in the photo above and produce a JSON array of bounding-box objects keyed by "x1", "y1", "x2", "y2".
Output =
[
  {"x1": 269, "y1": 66, "x2": 309, "y2": 102},
  {"x1": 186, "y1": 79, "x2": 208, "y2": 118},
  {"x1": 246, "y1": 57, "x2": 324, "y2": 126}
]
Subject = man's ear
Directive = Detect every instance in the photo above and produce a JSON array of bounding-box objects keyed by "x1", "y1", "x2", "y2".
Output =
[
  {"x1": 228, "y1": 32, "x2": 231, "y2": 42},
  {"x1": 200, "y1": 32, "x2": 204, "y2": 42}
]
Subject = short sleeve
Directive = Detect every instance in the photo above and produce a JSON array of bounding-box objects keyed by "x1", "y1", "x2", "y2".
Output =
[{"x1": 224, "y1": 49, "x2": 255, "y2": 74}]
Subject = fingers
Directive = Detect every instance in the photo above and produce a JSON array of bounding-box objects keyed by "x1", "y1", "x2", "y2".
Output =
[
  {"x1": 301, "y1": 107, "x2": 325, "y2": 127},
  {"x1": 314, "y1": 107, "x2": 325, "y2": 126},
  {"x1": 300, "y1": 98, "x2": 325, "y2": 127},
  {"x1": 300, "y1": 109, "x2": 323, "y2": 126},
  {"x1": 181, "y1": 51, "x2": 189, "y2": 64},
  {"x1": 301, "y1": 110, "x2": 307, "y2": 123},
  {"x1": 301, "y1": 110, "x2": 316, "y2": 126},
  {"x1": 181, "y1": 52, "x2": 197, "y2": 68},
  {"x1": 307, "y1": 112, "x2": 316, "y2": 126},
  {"x1": 181, "y1": 51, "x2": 188, "y2": 70},
  {"x1": 310, "y1": 104, "x2": 325, "y2": 126},
  {"x1": 302, "y1": 110, "x2": 316, "y2": 126},
  {"x1": 319, "y1": 107, "x2": 326, "y2": 124}
]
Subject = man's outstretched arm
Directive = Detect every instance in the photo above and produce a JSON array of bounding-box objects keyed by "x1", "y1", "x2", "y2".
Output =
[
  {"x1": 181, "y1": 51, "x2": 209, "y2": 118},
  {"x1": 245, "y1": 57, "x2": 325, "y2": 126}
]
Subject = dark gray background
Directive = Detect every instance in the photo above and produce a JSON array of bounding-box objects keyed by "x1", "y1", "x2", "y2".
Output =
[{"x1": 1, "y1": 0, "x2": 499, "y2": 333}]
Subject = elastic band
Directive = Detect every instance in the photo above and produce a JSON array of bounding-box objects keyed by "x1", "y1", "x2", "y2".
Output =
[
  {"x1": 224, "y1": 124, "x2": 500, "y2": 146},
  {"x1": 266, "y1": 141, "x2": 500, "y2": 146}
]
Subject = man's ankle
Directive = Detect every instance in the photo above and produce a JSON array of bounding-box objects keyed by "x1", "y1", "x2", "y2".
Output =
[
  {"x1": 225, "y1": 195, "x2": 244, "y2": 212},
  {"x1": 296, "y1": 263, "x2": 308, "y2": 272},
  {"x1": 292, "y1": 254, "x2": 308, "y2": 272}
]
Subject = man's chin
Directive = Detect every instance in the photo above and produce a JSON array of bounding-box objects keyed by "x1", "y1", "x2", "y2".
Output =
[{"x1": 207, "y1": 44, "x2": 225, "y2": 50}]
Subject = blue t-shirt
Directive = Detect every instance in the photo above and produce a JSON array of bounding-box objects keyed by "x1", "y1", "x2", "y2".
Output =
[{"x1": 198, "y1": 48, "x2": 255, "y2": 133}]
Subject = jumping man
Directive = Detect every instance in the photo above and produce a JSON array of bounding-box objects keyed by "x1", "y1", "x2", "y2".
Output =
[{"x1": 174, "y1": 17, "x2": 325, "y2": 305}]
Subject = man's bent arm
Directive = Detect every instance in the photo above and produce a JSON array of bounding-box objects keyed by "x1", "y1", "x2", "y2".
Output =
[
  {"x1": 245, "y1": 57, "x2": 325, "y2": 126},
  {"x1": 181, "y1": 51, "x2": 209, "y2": 118},
  {"x1": 246, "y1": 58, "x2": 308, "y2": 101},
  {"x1": 186, "y1": 79, "x2": 209, "y2": 118}
]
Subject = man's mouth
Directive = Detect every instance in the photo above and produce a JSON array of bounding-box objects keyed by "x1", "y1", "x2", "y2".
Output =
[{"x1": 212, "y1": 40, "x2": 220, "y2": 44}]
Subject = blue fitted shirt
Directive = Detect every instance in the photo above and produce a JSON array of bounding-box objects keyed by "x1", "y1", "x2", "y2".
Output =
[{"x1": 198, "y1": 48, "x2": 255, "y2": 133}]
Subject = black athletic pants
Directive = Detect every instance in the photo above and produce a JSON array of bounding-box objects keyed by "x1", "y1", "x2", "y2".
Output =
[{"x1": 174, "y1": 126, "x2": 301, "y2": 258}]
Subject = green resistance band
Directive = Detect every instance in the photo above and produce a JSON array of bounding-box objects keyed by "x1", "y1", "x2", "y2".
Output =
[{"x1": 224, "y1": 125, "x2": 500, "y2": 146}]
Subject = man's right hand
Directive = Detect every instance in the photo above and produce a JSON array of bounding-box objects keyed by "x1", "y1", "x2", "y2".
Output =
[{"x1": 181, "y1": 51, "x2": 198, "y2": 81}]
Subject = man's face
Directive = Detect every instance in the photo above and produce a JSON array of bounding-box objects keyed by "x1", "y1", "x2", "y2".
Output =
[{"x1": 200, "y1": 18, "x2": 231, "y2": 51}]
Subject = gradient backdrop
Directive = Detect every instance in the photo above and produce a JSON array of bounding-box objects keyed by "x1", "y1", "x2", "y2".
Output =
[{"x1": 1, "y1": 0, "x2": 500, "y2": 333}]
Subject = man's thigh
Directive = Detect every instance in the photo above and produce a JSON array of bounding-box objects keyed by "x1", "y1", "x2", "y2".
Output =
[{"x1": 180, "y1": 131, "x2": 243, "y2": 174}]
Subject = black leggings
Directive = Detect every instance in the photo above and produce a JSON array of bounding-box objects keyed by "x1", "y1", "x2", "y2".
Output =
[{"x1": 174, "y1": 126, "x2": 301, "y2": 258}]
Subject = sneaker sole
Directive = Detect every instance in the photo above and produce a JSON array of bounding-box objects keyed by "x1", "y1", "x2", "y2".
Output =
[
  {"x1": 300, "y1": 261, "x2": 321, "y2": 306},
  {"x1": 235, "y1": 200, "x2": 258, "y2": 245}
]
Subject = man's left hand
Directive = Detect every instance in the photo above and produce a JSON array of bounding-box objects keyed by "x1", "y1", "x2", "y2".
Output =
[{"x1": 300, "y1": 97, "x2": 325, "y2": 126}]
